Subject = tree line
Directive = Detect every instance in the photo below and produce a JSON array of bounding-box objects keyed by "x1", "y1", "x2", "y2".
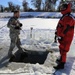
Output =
[
  {"x1": 0, "y1": 0, "x2": 74, "y2": 12},
  {"x1": 0, "y1": 0, "x2": 60, "y2": 12}
]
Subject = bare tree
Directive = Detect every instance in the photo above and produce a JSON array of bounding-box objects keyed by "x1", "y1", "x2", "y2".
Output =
[
  {"x1": 8, "y1": 2, "x2": 15, "y2": 12},
  {"x1": 15, "y1": 5, "x2": 20, "y2": 11},
  {"x1": 31, "y1": 0, "x2": 42, "y2": 11},
  {"x1": 44, "y1": 0, "x2": 57, "y2": 11},
  {"x1": 22, "y1": 0, "x2": 29, "y2": 12},
  {"x1": 42, "y1": 2, "x2": 45, "y2": 11},
  {"x1": 0, "y1": 5, "x2": 4, "y2": 12},
  {"x1": 8, "y1": 2, "x2": 20, "y2": 12},
  {"x1": 44, "y1": 0, "x2": 50, "y2": 11}
]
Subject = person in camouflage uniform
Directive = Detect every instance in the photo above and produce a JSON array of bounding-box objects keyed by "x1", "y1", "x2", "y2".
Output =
[{"x1": 7, "y1": 10, "x2": 23, "y2": 57}]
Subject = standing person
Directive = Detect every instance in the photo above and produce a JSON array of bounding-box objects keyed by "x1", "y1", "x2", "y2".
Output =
[
  {"x1": 7, "y1": 10, "x2": 23, "y2": 57},
  {"x1": 54, "y1": 3, "x2": 75, "y2": 70}
]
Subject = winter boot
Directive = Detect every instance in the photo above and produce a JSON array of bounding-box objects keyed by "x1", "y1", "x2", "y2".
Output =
[{"x1": 53, "y1": 62, "x2": 65, "y2": 70}]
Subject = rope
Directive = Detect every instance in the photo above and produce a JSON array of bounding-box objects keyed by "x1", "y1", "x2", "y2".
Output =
[
  {"x1": 0, "y1": 24, "x2": 7, "y2": 30},
  {"x1": 21, "y1": 29, "x2": 25, "y2": 35}
]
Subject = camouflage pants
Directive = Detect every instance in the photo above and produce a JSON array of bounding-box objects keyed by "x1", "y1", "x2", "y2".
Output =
[{"x1": 8, "y1": 34, "x2": 22, "y2": 56}]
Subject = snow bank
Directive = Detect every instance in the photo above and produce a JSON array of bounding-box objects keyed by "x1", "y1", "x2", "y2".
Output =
[{"x1": 0, "y1": 12, "x2": 75, "y2": 18}]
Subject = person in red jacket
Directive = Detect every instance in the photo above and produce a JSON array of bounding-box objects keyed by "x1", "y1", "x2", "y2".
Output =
[{"x1": 54, "y1": 3, "x2": 75, "y2": 70}]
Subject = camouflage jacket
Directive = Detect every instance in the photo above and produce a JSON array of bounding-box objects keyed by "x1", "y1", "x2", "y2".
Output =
[{"x1": 7, "y1": 17, "x2": 21, "y2": 35}]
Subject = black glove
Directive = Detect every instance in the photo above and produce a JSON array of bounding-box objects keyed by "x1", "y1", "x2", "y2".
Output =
[
  {"x1": 19, "y1": 23, "x2": 23, "y2": 27},
  {"x1": 55, "y1": 31, "x2": 57, "y2": 35},
  {"x1": 54, "y1": 30, "x2": 57, "y2": 43},
  {"x1": 54, "y1": 35, "x2": 57, "y2": 43},
  {"x1": 15, "y1": 26, "x2": 21, "y2": 30},
  {"x1": 58, "y1": 36, "x2": 63, "y2": 41}
]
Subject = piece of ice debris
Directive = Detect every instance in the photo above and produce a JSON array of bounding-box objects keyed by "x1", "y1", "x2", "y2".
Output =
[
  {"x1": 51, "y1": 42, "x2": 58, "y2": 46},
  {"x1": 44, "y1": 41, "x2": 51, "y2": 44}
]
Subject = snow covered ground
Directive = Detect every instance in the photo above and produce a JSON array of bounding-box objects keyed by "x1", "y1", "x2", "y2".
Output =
[{"x1": 0, "y1": 12, "x2": 75, "y2": 75}]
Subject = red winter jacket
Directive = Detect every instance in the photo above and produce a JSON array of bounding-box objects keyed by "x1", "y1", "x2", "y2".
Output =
[{"x1": 56, "y1": 3, "x2": 75, "y2": 42}]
